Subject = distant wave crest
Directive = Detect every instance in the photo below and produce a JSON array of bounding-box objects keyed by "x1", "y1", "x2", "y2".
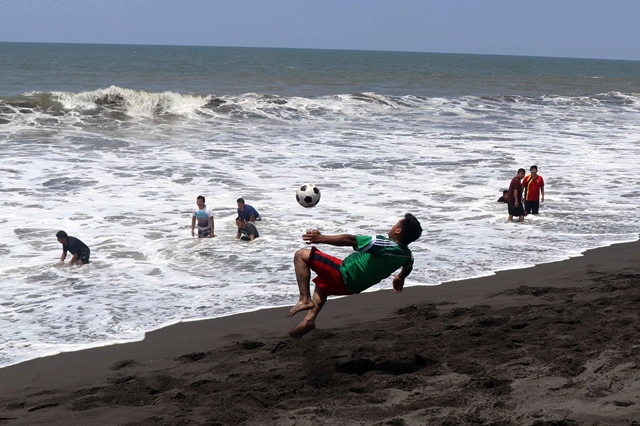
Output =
[{"x1": 1, "y1": 86, "x2": 639, "y2": 127}]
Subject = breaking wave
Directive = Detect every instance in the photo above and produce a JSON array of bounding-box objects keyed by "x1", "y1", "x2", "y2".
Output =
[{"x1": 1, "y1": 86, "x2": 638, "y2": 128}]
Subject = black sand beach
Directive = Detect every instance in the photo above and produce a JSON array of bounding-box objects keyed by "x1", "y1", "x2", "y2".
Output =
[{"x1": 1, "y1": 240, "x2": 640, "y2": 425}]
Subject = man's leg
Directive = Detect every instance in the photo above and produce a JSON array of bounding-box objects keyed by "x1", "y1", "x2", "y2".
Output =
[
  {"x1": 531, "y1": 201, "x2": 540, "y2": 214},
  {"x1": 78, "y1": 251, "x2": 90, "y2": 266},
  {"x1": 287, "y1": 248, "x2": 315, "y2": 317},
  {"x1": 289, "y1": 287, "x2": 327, "y2": 338}
]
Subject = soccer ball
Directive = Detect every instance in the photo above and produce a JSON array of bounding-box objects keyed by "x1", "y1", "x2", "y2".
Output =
[{"x1": 296, "y1": 183, "x2": 321, "y2": 208}]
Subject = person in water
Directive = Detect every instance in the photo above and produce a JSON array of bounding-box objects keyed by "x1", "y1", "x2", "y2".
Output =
[
  {"x1": 56, "y1": 230, "x2": 90, "y2": 266},
  {"x1": 236, "y1": 198, "x2": 261, "y2": 222},
  {"x1": 235, "y1": 216, "x2": 260, "y2": 241},
  {"x1": 191, "y1": 195, "x2": 215, "y2": 238}
]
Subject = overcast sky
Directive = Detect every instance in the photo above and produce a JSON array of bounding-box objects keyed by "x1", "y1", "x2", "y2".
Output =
[{"x1": 1, "y1": 0, "x2": 638, "y2": 61}]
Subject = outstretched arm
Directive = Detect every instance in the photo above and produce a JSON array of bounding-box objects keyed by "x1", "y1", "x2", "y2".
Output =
[
  {"x1": 302, "y1": 230, "x2": 357, "y2": 247},
  {"x1": 392, "y1": 265, "x2": 412, "y2": 293}
]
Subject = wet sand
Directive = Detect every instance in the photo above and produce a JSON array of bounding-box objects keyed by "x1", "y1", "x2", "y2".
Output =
[{"x1": 1, "y1": 240, "x2": 639, "y2": 425}]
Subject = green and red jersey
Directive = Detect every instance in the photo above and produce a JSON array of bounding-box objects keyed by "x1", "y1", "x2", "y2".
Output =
[{"x1": 340, "y1": 235, "x2": 413, "y2": 294}]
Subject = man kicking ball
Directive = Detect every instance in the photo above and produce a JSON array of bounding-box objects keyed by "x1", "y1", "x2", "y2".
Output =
[{"x1": 287, "y1": 213, "x2": 422, "y2": 338}]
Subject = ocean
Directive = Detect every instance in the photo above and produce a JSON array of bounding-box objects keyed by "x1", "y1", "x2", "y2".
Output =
[{"x1": 1, "y1": 42, "x2": 639, "y2": 368}]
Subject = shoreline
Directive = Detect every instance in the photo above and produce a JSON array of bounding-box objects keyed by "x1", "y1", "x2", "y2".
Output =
[
  {"x1": 3, "y1": 236, "x2": 638, "y2": 372},
  {"x1": 1, "y1": 238, "x2": 639, "y2": 424}
]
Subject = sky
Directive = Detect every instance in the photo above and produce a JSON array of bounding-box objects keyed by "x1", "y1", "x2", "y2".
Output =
[{"x1": 0, "y1": 0, "x2": 639, "y2": 61}]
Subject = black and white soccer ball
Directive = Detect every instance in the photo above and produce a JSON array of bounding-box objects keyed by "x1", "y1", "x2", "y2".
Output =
[{"x1": 296, "y1": 183, "x2": 321, "y2": 208}]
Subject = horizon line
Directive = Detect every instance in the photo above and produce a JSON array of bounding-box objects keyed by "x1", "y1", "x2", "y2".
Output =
[{"x1": 0, "y1": 40, "x2": 638, "y2": 63}]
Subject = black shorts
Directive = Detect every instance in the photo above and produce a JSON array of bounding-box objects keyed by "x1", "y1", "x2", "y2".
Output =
[
  {"x1": 198, "y1": 228, "x2": 212, "y2": 238},
  {"x1": 78, "y1": 249, "x2": 90, "y2": 264},
  {"x1": 525, "y1": 201, "x2": 540, "y2": 214},
  {"x1": 508, "y1": 204, "x2": 525, "y2": 216}
]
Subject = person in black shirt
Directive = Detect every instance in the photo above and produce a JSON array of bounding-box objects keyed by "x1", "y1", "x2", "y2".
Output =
[
  {"x1": 235, "y1": 217, "x2": 260, "y2": 241},
  {"x1": 56, "y1": 230, "x2": 90, "y2": 266}
]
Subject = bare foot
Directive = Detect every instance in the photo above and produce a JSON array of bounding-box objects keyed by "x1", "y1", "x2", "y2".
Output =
[
  {"x1": 289, "y1": 319, "x2": 316, "y2": 338},
  {"x1": 287, "y1": 301, "x2": 314, "y2": 317}
]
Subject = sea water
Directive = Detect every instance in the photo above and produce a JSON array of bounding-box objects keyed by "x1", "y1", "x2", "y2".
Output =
[{"x1": 1, "y1": 43, "x2": 639, "y2": 367}]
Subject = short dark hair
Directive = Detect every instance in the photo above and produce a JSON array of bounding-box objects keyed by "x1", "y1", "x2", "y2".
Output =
[
  {"x1": 56, "y1": 230, "x2": 68, "y2": 239},
  {"x1": 400, "y1": 213, "x2": 422, "y2": 246},
  {"x1": 235, "y1": 216, "x2": 245, "y2": 222},
  {"x1": 518, "y1": 168, "x2": 526, "y2": 174},
  {"x1": 197, "y1": 195, "x2": 205, "y2": 203},
  {"x1": 503, "y1": 190, "x2": 509, "y2": 195},
  {"x1": 237, "y1": 198, "x2": 245, "y2": 203},
  {"x1": 530, "y1": 165, "x2": 538, "y2": 171}
]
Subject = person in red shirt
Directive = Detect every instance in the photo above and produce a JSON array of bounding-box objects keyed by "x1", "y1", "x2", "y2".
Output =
[{"x1": 522, "y1": 165, "x2": 545, "y2": 215}]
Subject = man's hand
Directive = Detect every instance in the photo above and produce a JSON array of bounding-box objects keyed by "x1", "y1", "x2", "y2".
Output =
[
  {"x1": 392, "y1": 275, "x2": 405, "y2": 293},
  {"x1": 303, "y1": 230, "x2": 323, "y2": 244}
]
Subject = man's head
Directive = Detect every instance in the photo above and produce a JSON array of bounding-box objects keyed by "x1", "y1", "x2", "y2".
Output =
[
  {"x1": 503, "y1": 190, "x2": 509, "y2": 196},
  {"x1": 517, "y1": 168, "x2": 526, "y2": 178},
  {"x1": 530, "y1": 165, "x2": 538, "y2": 175},
  {"x1": 236, "y1": 216, "x2": 246, "y2": 228},
  {"x1": 56, "y1": 230, "x2": 68, "y2": 244},
  {"x1": 388, "y1": 213, "x2": 422, "y2": 246},
  {"x1": 196, "y1": 195, "x2": 205, "y2": 209},
  {"x1": 237, "y1": 198, "x2": 245, "y2": 210}
]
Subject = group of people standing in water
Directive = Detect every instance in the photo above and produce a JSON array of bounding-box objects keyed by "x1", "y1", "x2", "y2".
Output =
[
  {"x1": 56, "y1": 196, "x2": 263, "y2": 268},
  {"x1": 191, "y1": 196, "x2": 261, "y2": 241},
  {"x1": 500, "y1": 165, "x2": 545, "y2": 222}
]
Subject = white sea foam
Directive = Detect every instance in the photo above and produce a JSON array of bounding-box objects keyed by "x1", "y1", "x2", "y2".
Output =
[{"x1": 0, "y1": 88, "x2": 639, "y2": 367}]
